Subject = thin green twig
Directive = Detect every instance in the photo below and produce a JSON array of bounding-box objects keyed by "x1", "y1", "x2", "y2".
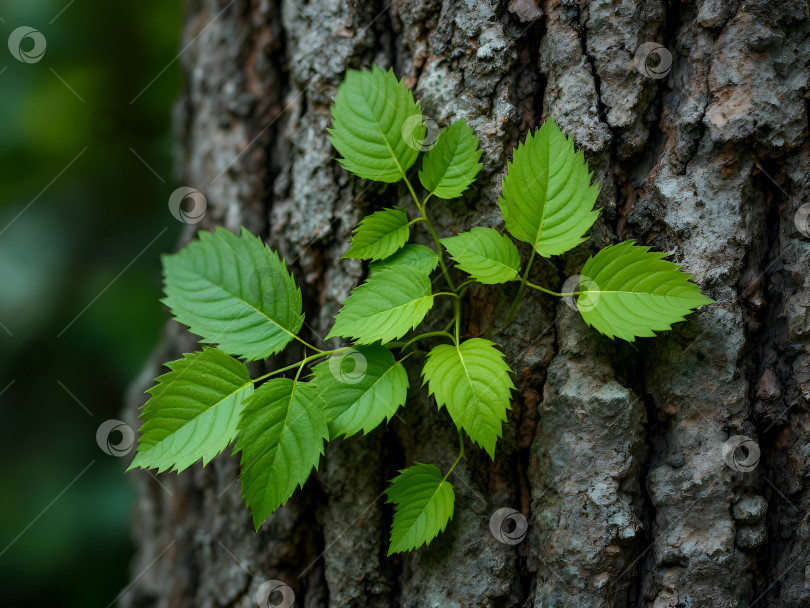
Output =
[
  {"x1": 399, "y1": 331, "x2": 454, "y2": 351},
  {"x1": 292, "y1": 334, "x2": 325, "y2": 354},
  {"x1": 401, "y1": 174, "x2": 457, "y2": 292},
  {"x1": 443, "y1": 432, "x2": 465, "y2": 482},
  {"x1": 453, "y1": 297, "x2": 461, "y2": 344},
  {"x1": 503, "y1": 247, "x2": 536, "y2": 326},
  {"x1": 525, "y1": 281, "x2": 587, "y2": 297},
  {"x1": 251, "y1": 347, "x2": 347, "y2": 384}
]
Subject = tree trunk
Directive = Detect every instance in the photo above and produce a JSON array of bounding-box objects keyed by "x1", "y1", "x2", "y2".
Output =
[{"x1": 122, "y1": 0, "x2": 810, "y2": 606}]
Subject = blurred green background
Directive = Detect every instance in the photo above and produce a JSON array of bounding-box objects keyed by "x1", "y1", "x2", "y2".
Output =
[{"x1": 0, "y1": 1, "x2": 182, "y2": 605}]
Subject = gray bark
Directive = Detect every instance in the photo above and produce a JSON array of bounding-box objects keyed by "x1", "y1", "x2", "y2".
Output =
[{"x1": 123, "y1": 0, "x2": 810, "y2": 606}]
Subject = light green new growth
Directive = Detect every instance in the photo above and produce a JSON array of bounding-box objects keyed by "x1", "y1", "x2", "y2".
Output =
[
  {"x1": 422, "y1": 338, "x2": 515, "y2": 459},
  {"x1": 326, "y1": 267, "x2": 435, "y2": 344},
  {"x1": 577, "y1": 241, "x2": 714, "y2": 341},
  {"x1": 441, "y1": 227, "x2": 521, "y2": 285},
  {"x1": 419, "y1": 118, "x2": 482, "y2": 199},
  {"x1": 386, "y1": 463, "x2": 455, "y2": 555},
  {"x1": 328, "y1": 65, "x2": 423, "y2": 183},
  {"x1": 343, "y1": 206, "x2": 410, "y2": 261},
  {"x1": 499, "y1": 119, "x2": 600, "y2": 257},
  {"x1": 368, "y1": 244, "x2": 439, "y2": 276},
  {"x1": 131, "y1": 64, "x2": 712, "y2": 555}
]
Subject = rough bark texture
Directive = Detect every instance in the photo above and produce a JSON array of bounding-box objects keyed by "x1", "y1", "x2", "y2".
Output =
[{"x1": 122, "y1": 0, "x2": 810, "y2": 606}]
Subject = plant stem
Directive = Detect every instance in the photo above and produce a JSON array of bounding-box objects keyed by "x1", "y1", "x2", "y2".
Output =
[
  {"x1": 434, "y1": 291, "x2": 459, "y2": 299},
  {"x1": 293, "y1": 334, "x2": 325, "y2": 354},
  {"x1": 419, "y1": 206, "x2": 456, "y2": 291},
  {"x1": 399, "y1": 331, "x2": 454, "y2": 351},
  {"x1": 402, "y1": 170, "x2": 421, "y2": 207},
  {"x1": 456, "y1": 279, "x2": 476, "y2": 293},
  {"x1": 524, "y1": 281, "x2": 587, "y2": 297},
  {"x1": 292, "y1": 355, "x2": 307, "y2": 384},
  {"x1": 453, "y1": 297, "x2": 461, "y2": 344},
  {"x1": 401, "y1": 174, "x2": 457, "y2": 292},
  {"x1": 443, "y1": 432, "x2": 465, "y2": 482},
  {"x1": 503, "y1": 247, "x2": 536, "y2": 326},
  {"x1": 250, "y1": 347, "x2": 347, "y2": 384}
]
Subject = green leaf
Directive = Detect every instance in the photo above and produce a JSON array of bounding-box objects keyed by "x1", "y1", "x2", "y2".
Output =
[
  {"x1": 343, "y1": 207, "x2": 410, "y2": 261},
  {"x1": 129, "y1": 348, "x2": 253, "y2": 474},
  {"x1": 236, "y1": 378, "x2": 328, "y2": 528},
  {"x1": 328, "y1": 65, "x2": 424, "y2": 183},
  {"x1": 368, "y1": 244, "x2": 439, "y2": 277},
  {"x1": 418, "y1": 119, "x2": 482, "y2": 199},
  {"x1": 386, "y1": 463, "x2": 455, "y2": 555},
  {"x1": 499, "y1": 118, "x2": 600, "y2": 257},
  {"x1": 441, "y1": 227, "x2": 521, "y2": 285},
  {"x1": 577, "y1": 241, "x2": 714, "y2": 342},
  {"x1": 310, "y1": 345, "x2": 409, "y2": 439},
  {"x1": 422, "y1": 338, "x2": 515, "y2": 459},
  {"x1": 162, "y1": 227, "x2": 304, "y2": 361},
  {"x1": 326, "y1": 267, "x2": 435, "y2": 344}
]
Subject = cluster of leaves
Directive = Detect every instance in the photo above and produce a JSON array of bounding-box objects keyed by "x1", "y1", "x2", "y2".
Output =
[{"x1": 130, "y1": 65, "x2": 711, "y2": 555}]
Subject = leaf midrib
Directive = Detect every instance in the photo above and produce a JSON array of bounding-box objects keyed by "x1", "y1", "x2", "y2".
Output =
[
  {"x1": 350, "y1": 217, "x2": 408, "y2": 256},
  {"x1": 335, "y1": 361, "x2": 402, "y2": 430},
  {"x1": 357, "y1": 74, "x2": 412, "y2": 182},
  {"x1": 586, "y1": 290, "x2": 706, "y2": 300},
  {"x1": 426, "y1": 140, "x2": 462, "y2": 193},
  {"x1": 350, "y1": 293, "x2": 433, "y2": 321},
  {"x1": 395, "y1": 478, "x2": 449, "y2": 547},
  {"x1": 452, "y1": 241, "x2": 518, "y2": 277},
  {"x1": 139, "y1": 381, "x2": 251, "y2": 456},
  {"x1": 531, "y1": 139, "x2": 552, "y2": 252},
  {"x1": 260, "y1": 382, "x2": 299, "y2": 507},
  {"x1": 455, "y1": 343, "x2": 481, "y2": 421},
  {"x1": 180, "y1": 261, "x2": 300, "y2": 342}
]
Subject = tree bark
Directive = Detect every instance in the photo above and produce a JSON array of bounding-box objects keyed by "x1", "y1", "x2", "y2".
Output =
[{"x1": 122, "y1": 0, "x2": 810, "y2": 606}]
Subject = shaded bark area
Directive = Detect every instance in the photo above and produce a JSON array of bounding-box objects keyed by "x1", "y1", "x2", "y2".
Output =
[{"x1": 122, "y1": 0, "x2": 810, "y2": 607}]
